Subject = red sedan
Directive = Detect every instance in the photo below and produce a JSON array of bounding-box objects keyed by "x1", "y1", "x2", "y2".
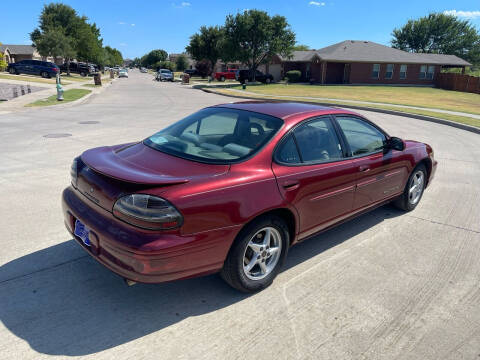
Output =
[{"x1": 62, "y1": 102, "x2": 437, "y2": 292}]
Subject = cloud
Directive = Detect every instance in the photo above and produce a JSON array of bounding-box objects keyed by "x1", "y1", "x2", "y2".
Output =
[
  {"x1": 119, "y1": 43, "x2": 127, "y2": 47},
  {"x1": 118, "y1": 21, "x2": 126, "y2": 25},
  {"x1": 443, "y1": 10, "x2": 480, "y2": 19},
  {"x1": 309, "y1": 1, "x2": 325, "y2": 6},
  {"x1": 131, "y1": 23, "x2": 135, "y2": 26},
  {"x1": 181, "y1": 1, "x2": 191, "y2": 6}
]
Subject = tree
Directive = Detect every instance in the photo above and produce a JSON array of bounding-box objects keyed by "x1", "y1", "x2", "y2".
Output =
[
  {"x1": 392, "y1": 13, "x2": 480, "y2": 64},
  {"x1": 292, "y1": 44, "x2": 310, "y2": 51},
  {"x1": 141, "y1": 49, "x2": 168, "y2": 68},
  {"x1": 175, "y1": 54, "x2": 188, "y2": 71},
  {"x1": 103, "y1": 46, "x2": 123, "y2": 67},
  {"x1": 34, "y1": 29, "x2": 76, "y2": 74},
  {"x1": 31, "y1": 3, "x2": 118, "y2": 72},
  {"x1": 222, "y1": 10, "x2": 296, "y2": 80},
  {"x1": 186, "y1": 26, "x2": 224, "y2": 75},
  {"x1": 0, "y1": 42, "x2": 7, "y2": 71}
]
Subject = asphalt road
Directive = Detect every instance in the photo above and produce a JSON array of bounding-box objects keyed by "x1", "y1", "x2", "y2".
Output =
[{"x1": 1, "y1": 70, "x2": 479, "y2": 360}]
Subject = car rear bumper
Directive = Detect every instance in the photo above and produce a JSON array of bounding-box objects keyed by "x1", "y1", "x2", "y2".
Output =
[
  {"x1": 62, "y1": 186, "x2": 241, "y2": 283},
  {"x1": 427, "y1": 159, "x2": 438, "y2": 187}
]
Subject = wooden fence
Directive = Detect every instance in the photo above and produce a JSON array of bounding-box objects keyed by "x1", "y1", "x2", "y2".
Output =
[{"x1": 435, "y1": 73, "x2": 480, "y2": 94}]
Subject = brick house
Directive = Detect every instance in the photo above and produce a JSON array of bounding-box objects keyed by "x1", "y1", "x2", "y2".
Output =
[
  {"x1": 0, "y1": 44, "x2": 60, "y2": 64},
  {"x1": 280, "y1": 40, "x2": 471, "y2": 85}
]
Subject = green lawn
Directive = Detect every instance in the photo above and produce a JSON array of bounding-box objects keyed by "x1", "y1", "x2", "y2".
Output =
[
  {"x1": 0, "y1": 74, "x2": 71, "y2": 85},
  {"x1": 211, "y1": 87, "x2": 480, "y2": 128},
  {"x1": 60, "y1": 74, "x2": 91, "y2": 82},
  {"x1": 26, "y1": 89, "x2": 91, "y2": 107},
  {"x1": 82, "y1": 84, "x2": 102, "y2": 87},
  {"x1": 228, "y1": 84, "x2": 480, "y2": 116}
]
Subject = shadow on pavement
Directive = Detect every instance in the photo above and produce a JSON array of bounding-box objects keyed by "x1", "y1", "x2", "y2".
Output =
[{"x1": 0, "y1": 205, "x2": 402, "y2": 356}]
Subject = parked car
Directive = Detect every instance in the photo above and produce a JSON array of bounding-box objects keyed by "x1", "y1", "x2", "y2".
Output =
[
  {"x1": 59, "y1": 62, "x2": 94, "y2": 77},
  {"x1": 156, "y1": 69, "x2": 174, "y2": 81},
  {"x1": 183, "y1": 69, "x2": 199, "y2": 76},
  {"x1": 213, "y1": 69, "x2": 237, "y2": 81},
  {"x1": 118, "y1": 69, "x2": 128, "y2": 78},
  {"x1": 62, "y1": 102, "x2": 437, "y2": 292},
  {"x1": 140, "y1": 67, "x2": 148, "y2": 73},
  {"x1": 236, "y1": 69, "x2": 274, "y2": 84},
  {"x1": 7, "y1": 60, "x2": 59, "y2": 78}
]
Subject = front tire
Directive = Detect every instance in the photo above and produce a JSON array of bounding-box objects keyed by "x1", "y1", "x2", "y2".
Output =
[
  {"x1": 9, "y1": 67, "x2": 16, "y2": 75},
  {"x1": 221, "y1": 215, "x2": 289, "y2": 292},
  {"x1": 393, "y1": 164, "x2": 427, "y2": 211},
  {"x1": 41, "y1": 71, "x2": 50, "y2": 78}
]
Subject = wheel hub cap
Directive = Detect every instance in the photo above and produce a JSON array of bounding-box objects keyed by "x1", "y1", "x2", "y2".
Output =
[{"x1": 243, "y1": 227, "x2": 282, "y2": 280}]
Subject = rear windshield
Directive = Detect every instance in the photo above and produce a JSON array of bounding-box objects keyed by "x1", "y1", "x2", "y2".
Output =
[
  {"x1": 160, "y1": 70, "x2": 171, "y2": 73},
  {"x1": 144, "y1": 107, "x2": 283, "y2": 163}
]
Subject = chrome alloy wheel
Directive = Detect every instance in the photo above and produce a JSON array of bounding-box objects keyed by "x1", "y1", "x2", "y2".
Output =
[
  {"x1": 409, "y1": 170, "x2": 425, "y2": 205},
  {"x1": 243, "y1": 227, "x2": 282, "y2": 280}
]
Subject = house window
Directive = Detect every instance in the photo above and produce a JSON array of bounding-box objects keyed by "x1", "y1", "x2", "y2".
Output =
[
  {"x1": 371, "y1": 64, "x2": 380, "y2": 79},
  {"x1": 385, "y1": 64, "x2": 394, "y2": 79},
  {"x1": 426, "y1": 65, "x2": 435, "y2": 80},
  {"x1": 399, "y1": 64, "x2": 407, "y2": 79},
  {"x1": 419, "y1": 65, "x2": 427, "y2": 79}
]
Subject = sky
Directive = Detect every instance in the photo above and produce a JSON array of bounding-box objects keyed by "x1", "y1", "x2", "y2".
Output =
[{"x1": 2, "y1": 0, "x2": 480, "y2": 60}]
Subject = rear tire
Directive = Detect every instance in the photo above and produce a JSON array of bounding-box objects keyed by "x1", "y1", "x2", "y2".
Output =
[
  {"x1": 393, "y1": 164, "x2": 427, "y2": 211},
  {"x1": 41, "y1": 71, "x2": 49, "y2": 78},
  {"x1": 9, "y1": 68, "x2": 16, "y2": 75},
  {"x1": 266, "y1": 78, "x2": 271, "y2": 84},
  {"x1": 220, "y1": 76, "x2": 225, "y2": 82},
  {"x1": 80, "y1": 71, "x2": 87, "y2": 77},
  {"x1": 221, "y1": 215, "x2": 289, "y2": 293}
]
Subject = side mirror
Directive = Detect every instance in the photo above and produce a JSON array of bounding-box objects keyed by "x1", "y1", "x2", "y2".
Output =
[{"x1": 386, "y1": 137, "x2": 405, "y2": 151}]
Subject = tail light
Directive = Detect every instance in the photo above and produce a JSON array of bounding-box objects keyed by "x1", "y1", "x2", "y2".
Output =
[
  {"x1": 52, "y1": 67, "x2": 59, "y2": 72},
  {"x1": 70, "y1": 157, "x2": 79, "y2": 187},
  {"x1": 113, "y1": 194, "x2": 183, "y2": 230}
]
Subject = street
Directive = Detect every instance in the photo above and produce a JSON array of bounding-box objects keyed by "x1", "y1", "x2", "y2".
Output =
[{"x1": 1, "y1": 71, "x2": 479, "y2": 359}]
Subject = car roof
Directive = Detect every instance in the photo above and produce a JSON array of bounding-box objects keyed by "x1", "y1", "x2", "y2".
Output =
[{"x1": 212, "y1": 101, "x2": 359, "y2": 121}]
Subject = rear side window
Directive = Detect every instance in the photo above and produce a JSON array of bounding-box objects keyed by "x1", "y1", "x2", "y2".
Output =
[
  {"x1": 336, "y1": 116, "x2": 386, "y2": 156},
  {"x1": 276, "y1": 135, "x2": 300, "y2": 164},
  {"x1": 275, "y1": 117, "x2": 343, "y2": 165}
]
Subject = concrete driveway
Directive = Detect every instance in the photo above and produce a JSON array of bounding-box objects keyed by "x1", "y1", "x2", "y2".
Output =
[{"x1": 1, "y1": 70, "x2": 479, "y2": 360}]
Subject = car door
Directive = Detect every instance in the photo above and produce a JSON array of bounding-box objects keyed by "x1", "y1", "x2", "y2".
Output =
[
  {"x1": 16, "y1": 60, "x2": 29, "y2": 74},
  {"x1": 272, "y1": 116, "x2": 358, "y2": 239},
  {"x1": 334, "y1": 115, "x2": 409, "y2": 210}
]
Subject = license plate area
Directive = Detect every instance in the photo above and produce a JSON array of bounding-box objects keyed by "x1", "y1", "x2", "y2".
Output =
[{"x1": 74, "y1": 219, "x2": 91, "y2": 247}]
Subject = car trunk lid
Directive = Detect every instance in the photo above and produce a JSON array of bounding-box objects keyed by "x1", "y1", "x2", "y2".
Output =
[{"x1": 76, "y1": 142, "x2": 229, "y2": 211}]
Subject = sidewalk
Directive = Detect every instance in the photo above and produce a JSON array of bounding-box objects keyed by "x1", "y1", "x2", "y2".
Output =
[{"x1": 0, "y1": 75, "x2": 115, "y2": 112}]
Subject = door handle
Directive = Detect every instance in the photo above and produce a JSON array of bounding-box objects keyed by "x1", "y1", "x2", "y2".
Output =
[
  {"x1": 359, "y1": 165, "x2": 370, "y2": 172},
  {"x1": 282, "y1": 180, "x2": 300, "y2": 191}
]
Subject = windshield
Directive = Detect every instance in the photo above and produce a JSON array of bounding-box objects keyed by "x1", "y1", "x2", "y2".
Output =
[
  {"x1": 144, "y1": 107, "x2": 283, "y2": 163},
  {"x1": 161, "y1": 70, "x2": 171, "y2": 73}
]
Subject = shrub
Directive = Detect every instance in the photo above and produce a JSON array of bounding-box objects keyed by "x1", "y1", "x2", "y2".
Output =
[
  {"x1": 195, "y1": 59, "x2": 212, "y2": 78},
  {"x1": 154, "y1": 60, "x2": 176, "y2": 71},
  {"x1": 285, "y1": 70, "x2": 301, "y2": 83}
]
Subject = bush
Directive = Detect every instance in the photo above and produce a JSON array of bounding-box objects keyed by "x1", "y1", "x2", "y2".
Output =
[
  {"x1": 195, "y1": 59, "x2": 212, "y2": 78},
  {"x1": 0, "y1": 59, "x2": 6, "y2": 72},
  {"x1": 154, "y1": 60, "x2": 176, "y2": 71},
  {"x1": 285, "y1": 70, "x2": 301, "y2": 83}
]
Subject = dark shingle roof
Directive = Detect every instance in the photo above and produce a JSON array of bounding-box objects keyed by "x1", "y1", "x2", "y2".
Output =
[
  {"x1": 0, "y1": 44, "x2": 36, "y2": 55},
  {"x1": 281, "y1": 40, "x2": 471, "y2": 66}
]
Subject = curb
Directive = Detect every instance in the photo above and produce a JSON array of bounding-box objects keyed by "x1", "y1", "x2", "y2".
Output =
[{"x1": 201, "y1": 88, "x2": 480, "y2": 135}]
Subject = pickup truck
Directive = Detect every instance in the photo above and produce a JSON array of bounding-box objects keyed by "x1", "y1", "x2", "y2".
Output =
[
  {"x1": 59, "y1": 62, "x2": 95, "y2": 76},
  {"x1": 213, "y1": 69, "x2": 237, "y2": 81}
]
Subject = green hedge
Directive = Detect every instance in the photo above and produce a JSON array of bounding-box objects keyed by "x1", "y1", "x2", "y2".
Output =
[{"x1": 286, "y1": 70, "x2": 301, "y2": 83}]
